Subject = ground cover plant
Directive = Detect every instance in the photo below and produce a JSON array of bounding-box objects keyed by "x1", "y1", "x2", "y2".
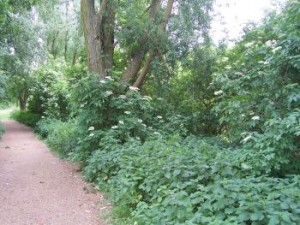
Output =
[{"x1": 0, "y1": 122, "x2": 4, "y2": 139}]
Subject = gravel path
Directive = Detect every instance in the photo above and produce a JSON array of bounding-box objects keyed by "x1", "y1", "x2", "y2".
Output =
[{"x1": 0, "y1": 120, "x2": 108, "y2": 225}]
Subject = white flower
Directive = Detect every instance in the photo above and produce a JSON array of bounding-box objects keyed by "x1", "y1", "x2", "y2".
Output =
[
  {"x1": 241, "y1": 163, "x2": 252, "y2": 170},
  {"x1": 112, "y1": 125, "x2": 118, "y2": 129},
  {"x1": 88, "y1": 126, "x2": 95, "y2": 131},
  {"x1": 258, "y1": 61, "x2": 265, "y2": 64},
  {"x1": 119, "y1": 95, "x2": 127, "y2": 99},
  {"x1": 80, "y1": 104, "x2": 85, "y2": 108},
  {"x1": 272, "y1": 46, "x2": 282, "y2": 53},
  {"x1": 265, "y1": 40, "x2": 273, "y2": 47},
  {"x1": 157, "y1": 116, "x2": 163, "y2": 119},
  {"x1": 258, "y1": 71, "x2": 264, "y2": 75},
  {"x1": 234, "y1": 72, "x2": 243, "y2": 76},
  {"x1": 221, "y1": 57, "x2": 229, "y2": 62},
  {"x1": 119, "y1": 120, "x2": 124, "y2": 125},
  {"x1": 124, "y1": 111, "x2": 131, "y2": 114},
  {"x1": 129, "y1": 86, "x2": 139, "y2": 91},
  {"x1": 265, "y1": 40, "x2": 277, "y2": 48},
  {"x1": 100, "y1": 79, "x2": 106, "y2": 84},
  {"x1": 89, "y1": 133, "x2": 95, "y2": 137},
  {"x1": 245, "y1": 41, "x2": 255, "y2": 47},
  {"x1": 252, "y1": 116, "x2": 260, "y2": 120},
  {"x1": 242, "y1": 135, "x2": 252, "y2": 143},
  {"x1": 143, "y1": 96, "x2": 152, "y2": 101},
  {"x1": 105, "y1": 76, "x2": 113, "y2": 80},
  {"x1": 225, "y1": 65, "x2": 232, "y2": 70},
  {"x1": 106, "y1": 91, "x2": 113, "y2": 96},
  {"x1": 154, "y1": 131, "x2": 160, "y2": 135},
  {"x1": 137, "y1": 119, "x2": 143, "y2": 123},
  {"x1": 214, "y1": 90, "x2": 223, "y2": 96}
]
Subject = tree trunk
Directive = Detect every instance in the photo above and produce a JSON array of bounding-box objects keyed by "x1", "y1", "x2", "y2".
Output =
[
  {"x1": 133, "y1": 0, "x2": 175, "y2": 88},
  {"x1": 81, "y1": 0, "x2": 114, "y2": 78},
  {"x1": 81, "y1": 0, "x2": 174, "y2": 87},
  {"x1": 72, "y1": 48, "x2": 78, "y2": 65},
  {"x1": 121, "y1": 0, "x2": 162, "y2": 83},
  {"x1": 19, "y1": 92, "x2": 28, "y2": 111}
]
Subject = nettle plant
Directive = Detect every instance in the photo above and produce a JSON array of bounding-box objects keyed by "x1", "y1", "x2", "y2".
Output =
[{"x1": 69, "y1": 74, "x2": 187, "y2": 162}]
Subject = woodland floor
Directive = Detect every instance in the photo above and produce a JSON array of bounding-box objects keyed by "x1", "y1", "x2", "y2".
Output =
[{"x1": 0, "y1": 120, "x2": 109, "y2": 225}]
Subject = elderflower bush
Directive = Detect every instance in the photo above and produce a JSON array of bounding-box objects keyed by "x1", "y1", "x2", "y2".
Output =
[
  {"x1": 69, "y1": 73, "x2": 187, "y2": 163},
  {"x1": 213, "y1": 1, "x2": 300, "y2": 174}
]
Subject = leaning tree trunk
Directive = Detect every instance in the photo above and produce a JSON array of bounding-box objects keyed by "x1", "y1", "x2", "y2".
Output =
[{"x1": 81, "y1": 0, "x2": 174, "y2": 87}]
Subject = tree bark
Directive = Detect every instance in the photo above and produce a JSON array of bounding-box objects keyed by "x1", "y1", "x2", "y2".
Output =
[
  {"x1": 121, "y1": 0, "x2": 162, "y2": 83},
  {"x1": 19, "y1": 92, "x2": 28, "y2": 111},
  {"x1": 81, "y1": 0, "x2": 174, "y2": 87},
  {"x1": 133, "y1": 0, "x2": 174, "y2": 88},
  {"x1": 81, "y1": 0, "x2": 104, "y2": 77},
  {"x1": 101, "y1": 1, "x2": 115, "y2": 77}
]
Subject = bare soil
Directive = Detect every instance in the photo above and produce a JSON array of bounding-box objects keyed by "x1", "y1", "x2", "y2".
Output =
[{"x1": 0, "y1": 120, "x2": 109, "y2": 225}]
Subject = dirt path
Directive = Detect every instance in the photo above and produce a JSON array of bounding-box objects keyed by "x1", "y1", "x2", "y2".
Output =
[{"x1": 0, "y1": 120, "x2": 109, "y2": 225}]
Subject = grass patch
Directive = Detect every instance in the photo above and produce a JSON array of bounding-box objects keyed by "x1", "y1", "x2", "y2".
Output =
[{"x1": 0, "y1": 106, "x2": 17, "y2": 120}]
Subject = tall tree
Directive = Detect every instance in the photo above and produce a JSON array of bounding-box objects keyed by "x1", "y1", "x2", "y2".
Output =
[{"x1": 81, "y1": 0, "x2": 213, "y2": 88}]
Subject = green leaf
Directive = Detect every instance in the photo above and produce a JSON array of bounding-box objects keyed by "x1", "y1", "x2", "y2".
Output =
[
  {"x1": 250, "y1": 212, "x2": 264, "y2": 221},
  {"x1": 238, "y1": 212, "x2": 250, "y2": 222}
]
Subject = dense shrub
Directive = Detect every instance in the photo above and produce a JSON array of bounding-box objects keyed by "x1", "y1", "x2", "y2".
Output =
[
  {"x1": 213, "y1": 0, "x2": 300, "y2": 174},
  {"x1": 83, "y1": 135, "x2": 300, "y2": 224},
  {"x1": 11, "y1": 110, "x2": 41, "y2": 127},
  {"x1": 0, "y1": 122, "x2": 4, "y2": 138},
  {"x1": 69, "y1": 74, "x2": 188, "y2": 163},
  {"x1": 28, "y1": 60, "x2": 70, "y2": 120},
  {"x1": 37, "y1": 118, "x2": 78, "y2": 158},
  {"x1": 134, "y1": 176, "x2": 300, "y2": 225}
]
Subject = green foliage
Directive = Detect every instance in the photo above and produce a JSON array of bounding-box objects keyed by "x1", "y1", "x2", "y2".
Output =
[
  {"x1": 158, "y1": 44, "x2": 220, "y2": 135},
  {"x1": 0, "y1": 122, "x2": 4, "y2": 139},
  {"x1": 0, "y1": 72, "x2": 8, "y2": 102},
  {"x1": 28, "y1": 60, "x2": 70, "y2": 119},
  {"x1": 134, "y1": 176, "x2": 300, "y2": 225},
  {"x1": 69, "y1": 74, "x2": 188, "y2": 163},
  {"x1": 11, "y1": 110, "x2": 41, "y2": 127},
  {"x1": 83, "y1": 135, "x2": 300, "y2": 224},
  {"x1": 10, "y1": 1, "x2": 300, "y2": 224},
  {"x1": 213, "y1": 0, "x2": 300, "y2": 174},
  {"x1": 37, "y1": 118, "x2": 78, "y2": 158}
]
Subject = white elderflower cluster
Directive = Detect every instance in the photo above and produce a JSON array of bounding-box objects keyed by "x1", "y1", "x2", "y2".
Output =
[
  {"x1": 214, "y1": 90, "x2": 223, "y2": 96},
  {"x1": 106, "y1": 91, "x2": 113, "y2": 96},
  {"x1": 129, "y1": 86, "x2": 139, "y2": 91}
]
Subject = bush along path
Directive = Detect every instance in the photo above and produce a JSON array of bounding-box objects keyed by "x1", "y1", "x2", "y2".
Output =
[{"x1": 0, "y1": 120, "x2": 108, "y2": 225}]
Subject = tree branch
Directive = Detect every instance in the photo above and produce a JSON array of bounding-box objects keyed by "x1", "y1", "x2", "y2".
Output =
[
  {"x1": 96, "y1": 0, "x2": 108, "y2": 30},
  {"x1": 133, "y1": 51, "x2": 155, "y2": 88},
  {"x1": 121, "y1": 0, "x2": 162, "y2": 83},
  {"x1": 133, "y1": 0, "x2": 175, "y2": 87}
]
